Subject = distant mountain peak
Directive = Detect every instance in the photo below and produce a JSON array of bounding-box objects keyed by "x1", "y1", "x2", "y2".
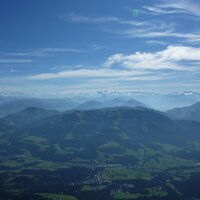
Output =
[{"x1": 167, "y1": 102, "x2": 200, "y2": 122}]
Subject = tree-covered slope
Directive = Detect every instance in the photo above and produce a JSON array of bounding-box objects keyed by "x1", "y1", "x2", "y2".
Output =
[{"x1": 1, "y1": 107, "x2": 200, "y2": 200}]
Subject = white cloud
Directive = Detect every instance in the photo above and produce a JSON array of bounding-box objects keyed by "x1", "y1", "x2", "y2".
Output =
[
  {"x1": 105, "y1": 45, "x2": 200, "y2": 71},
  {"x1": 26, "y1": 46, "x2": 200, "y2": 82},
  {"x1": 18, "y1": 45, "x2": 200, "y2": 83},
  {"x1": 146, "y1": 40, "x2": 167, "y2": 46},
  {"x1": 0, "y1": 48, "x2": 86, "y2": 58},
  {"x1": 63, "y1": 12, "x2": 200, "y2": 44},
  {"x1": 143, "y1": 0, "x2": 200, "y2": 17},
  {"x1": 158, "y1": 46, "x2": 200, "y2": 60},
  {"x1": 64, "y1": 12, "x2": 146, "y2": 26},
  {"x1": 89, "y1": 74, "x2": 173, "y2": 83},
  {"x1": 65, "y1": 12, "x2": 119, "y2": 23},
  {"x1": 2, "y1": 45, "x2": 199, "y2": 95},
  {"x1": 0, "y1": 59, "x2": 32, "y2": 63},
  {"x1": 40, "y1": 48, "x2": 86, "y2": 53},
  {"x1": 28, "y1": 69, "x2": 150, "y2": 80},
  {"x1": 94, "y1": 14, "x2": 200, "y2": 43},
  {"x1": 122, "y1": 28, "x2": 200, "y2": 42},
  {"x1": 91, "y1": 44, "x2": 105, "y2": 51}
]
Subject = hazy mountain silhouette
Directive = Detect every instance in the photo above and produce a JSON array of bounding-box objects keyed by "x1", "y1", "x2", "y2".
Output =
[{"x1": 167, "y1": 102, "x2": 200, "y2": 122}]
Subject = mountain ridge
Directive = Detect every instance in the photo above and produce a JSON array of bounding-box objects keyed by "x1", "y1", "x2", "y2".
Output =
[{"x1": 167, "y1": 102, "x2": 200, "y2": 122}]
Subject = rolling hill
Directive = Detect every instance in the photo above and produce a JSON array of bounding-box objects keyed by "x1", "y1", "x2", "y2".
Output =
[
  {"x1": 167, "y1": 102, "x2": 200, "y2": 122},
  {"x1": 75, "y1": 98, "x2": 145, "y2": 110},
  {"x1": 0, "y1": 98, "x2": 76, "y2": 117},
  {"x1": 5, "y1": 107, "x2": 60, "y2": 127}
]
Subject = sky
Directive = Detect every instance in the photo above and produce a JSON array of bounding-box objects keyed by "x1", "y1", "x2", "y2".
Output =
[{"x1": 0, "y1": 0, "x2": 200, "y2": 95}]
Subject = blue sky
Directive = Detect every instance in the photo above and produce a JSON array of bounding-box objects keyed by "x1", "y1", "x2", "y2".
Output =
[{"x1": 0, "y1": 0, "x2": 200, "y2": 95}]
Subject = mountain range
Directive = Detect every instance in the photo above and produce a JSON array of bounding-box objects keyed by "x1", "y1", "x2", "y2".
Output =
[
  {"x1": 1, "y1": 103, "x2": 200, "y2": 199},
  {"x1": 0, "y1": 92, "x2": 199, "y2": 117},
  {"x1": 1, "y1": 106, "x2": 200, "y2": 165}
]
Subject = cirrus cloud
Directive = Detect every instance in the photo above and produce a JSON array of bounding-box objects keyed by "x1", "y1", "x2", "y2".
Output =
[
  {"x1": 143, "y1": 0, "x2": 200, "y2": 17},
  {"x1": 28, "y1": 69, "x2": 150, "y2": 80}
]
